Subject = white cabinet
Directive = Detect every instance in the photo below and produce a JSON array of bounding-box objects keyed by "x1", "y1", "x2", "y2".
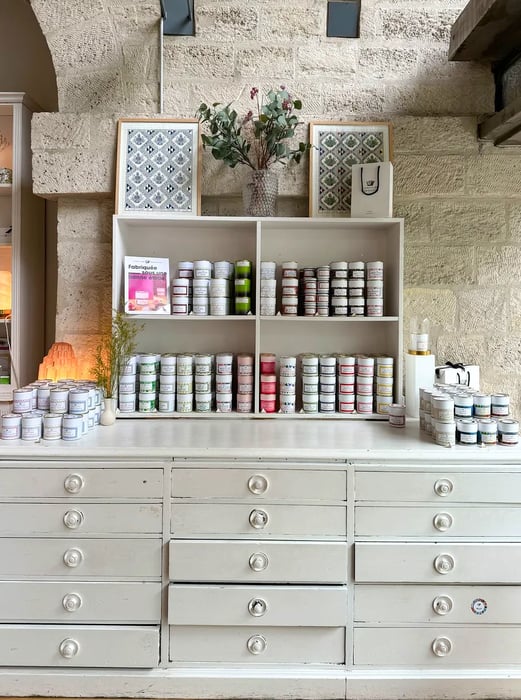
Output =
[
  {"x1": 0, "y1": 93, "x2": 45, "y2": 398},
  {"x1": 113, "y1": 215, "x2": 403, "y2": 418}
]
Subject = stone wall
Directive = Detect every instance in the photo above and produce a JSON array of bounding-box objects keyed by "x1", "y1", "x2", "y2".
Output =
[{"x1": 29, "y1": 0, "x2": 521, "y2": 408}]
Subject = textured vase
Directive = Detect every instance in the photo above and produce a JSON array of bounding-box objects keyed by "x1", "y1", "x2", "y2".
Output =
[
  {"x1": 243, "y1": 170, "x2": 278, "y2": 217},
  {"x1": 100, "y1": 397, "x2": 117, "y2": 426}
]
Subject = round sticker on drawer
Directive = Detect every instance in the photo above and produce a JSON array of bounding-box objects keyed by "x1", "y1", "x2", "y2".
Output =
[{"x1": 471, "y1": 598, "x2": 487, "y2": 615}]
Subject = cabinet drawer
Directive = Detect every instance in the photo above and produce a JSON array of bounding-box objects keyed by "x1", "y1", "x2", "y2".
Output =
[
  {"x1": 355, "y1": 543, "x2": 521, "y2": 583},
  {"x1": 0, "y1": 538, "x2": 161, "y2": 578},
  {"x1": 0, "y1": 466, "x2": 163, "y2": 498},
  {"x1": 170, "y1": 540, "x2": 348, "y2": 583},
  {"x1": 0, "y1": 624, "x2": 158, "y2": 667},
  {"x1": 0, "y1": 503, "x2": 162, "y2": 535},
  {"x1": 172, "y1": 467, "x2": 346, "y2": 501},
  {"x1": 354, "y1": 627, "x2": 521, "y2": 666},
  {"x1": 356, "y1": 470, "x2": 521, "y2": 503},
  {"x1": 355, "y1": 505, "x2": 521, "y2": 537},
  {"x1": 171, "y1": 504, "x2": 346, "y2": 538},
  {"x1": 169, "y1": 625, "x2": 345, "y2": 663},
  {"x1": 0, "y1": 581, "x2": 161, "y2": 623},
  {"x1": 355, "y1": 584, "x2": 521, "y2": 624},
  {"x1": 168, "y1": 584, "x2": 347, "y2": 626}
]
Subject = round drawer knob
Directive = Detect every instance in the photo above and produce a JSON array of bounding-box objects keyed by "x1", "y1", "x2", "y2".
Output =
[
  {"x1": 248, "y1": 474, "x2": 269, "y2": 495},
  {"x1": 434, "y1": 478, "x2": 453, "y2": 497},
  {"x1": 249, "y1": 552, "x2": 269, "y2": 572},
  {"x1": 63, "y1": 509, "x2": 84, "y2": 530},
  {"x1": 434, "y1": 553, "x2": 455, "y2": 575},
  {"x1": 64, "y1": 473, "x2": 85, "y2": 494},
  {"x1": 59, "y1": 638, "x2": 80, "y2": 659},
  {"x1": 248, "y1": 598, "x2": 267, "y2": 617},
  {"x1": 433, "y1": 512, "x2": 453, "y2": 532},
  {"x1": 432, "y1": 636, "x2": 452, "y2": 657},
  {"x1": 249, "y1": 509, "x2": 269, "y2": 529},
  {"x1": 247, "y1": 634, "x2": 267, "y2": 655},
  {"x1": 63, "y1": 548, "x2": 83, "y2": 568},
  {"x1": 432, "y1": 595, "x2": 453, "y2": 616},
  {"x1": 62, "y1": 593, "x2": 83, "y2": 613}
]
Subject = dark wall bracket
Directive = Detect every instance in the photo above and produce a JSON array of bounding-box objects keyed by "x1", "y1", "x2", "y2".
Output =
[{"x1": 160, "y1": 0, "x2": 195, "y2": 36}]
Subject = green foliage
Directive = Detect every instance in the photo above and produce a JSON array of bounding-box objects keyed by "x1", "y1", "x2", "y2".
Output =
[
  {"x1": 91, "y1": 311, "x2": 142, "y2": 398},
  {"x1": 196, "y1": 87, "x2": 311, "y2": 171}
]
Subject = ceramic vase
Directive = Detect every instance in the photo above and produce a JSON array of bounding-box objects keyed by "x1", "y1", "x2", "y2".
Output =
[{"x1": 100, "y1": 397, "x2": 117, "y2": 426}]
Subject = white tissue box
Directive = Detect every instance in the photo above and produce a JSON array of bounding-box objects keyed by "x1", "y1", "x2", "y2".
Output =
[{"x1": 350, "y1": 162, "x2": 393, "y2": 218}]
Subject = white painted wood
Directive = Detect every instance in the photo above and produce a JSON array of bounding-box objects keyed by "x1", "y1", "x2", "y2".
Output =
[
  {"x1": 171, "y1": 503, "x2": 346, "y2": 537},
  {"x1": 0, "y1": 581, "x2": 161, "y2": 622},
  {"x1": 0, "y1": 624, "x2": 159, "y2": 667},
  {"x1": 0, "y1": 538, "x2": 161, "y2": 578},
  {"x1": 172, "y1": 467, "x2": 347, "y2": 501},
  {"x1": 355, "y1": 505, "x2": 521, "y2": 537},
  {"x1": 356, "y1": 470, "x2": 521, "y2": 502},
  {"x1": 113, "y1": 215, "x2": 404, "y2": 414},
  {"x1": 0, "y1": 465, "x2": 164, "y2": 497},
  {"x1": 355, "y1": 584, "x2": 521, "y2": 624},
  {"x1": 354, "y1": 627, "x2": 521, "y2": 666},
  {"x1": 169, "y1": 625, "x2": 345, "y2": 663},
  {"x1": 0, "y1": 502, "x2": 162, "y2": 534},
  {"x1": 168, "y1": 585, "x2": 348, "y2": 626},
  {"x1": 355, "y1": 542, "x2": 521, "y2": 583},
  {"x1": 169, "y1": 540, "x2": 348, "y2": 583}
]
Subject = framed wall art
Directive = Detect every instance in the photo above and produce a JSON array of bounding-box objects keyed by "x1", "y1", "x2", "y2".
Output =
[
  {"x1": 309, "y1": 121, "x2": 393, "y2": 217},
  {"x1": 115, "y1": 118, "x2": 201, "y2": 215}
]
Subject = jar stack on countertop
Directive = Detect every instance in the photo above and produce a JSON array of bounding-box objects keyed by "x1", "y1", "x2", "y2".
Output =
[
  {"x1": 259, "y1": 352, "x2": 277, "y2": 413},
  {"x1": 236, "y1": 353, "x2": 254, "y2": 413},
  {"x1": 4, "y1": 380, "x2": 104, "y2": 441},
  {"x1": 171, "y1": 259, "x2": 242, "y2": 316},
  {"x1": 419, "y1": 384, "x2": 518, "y2": 447},
  {"x1": 259, "y1": 261, "x2": 276, "y2": 316},
  {"x1": 280, "y1": 262, "x2": 299, "y2": 316}
]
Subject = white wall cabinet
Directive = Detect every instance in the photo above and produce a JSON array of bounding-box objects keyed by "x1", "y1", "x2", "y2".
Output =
[
  {"x1": 113, "y1": 215, "x2": 403, "y2": 418},
  {"x1": 0, "y1": 93, "x2": 45, "y2": 398}
]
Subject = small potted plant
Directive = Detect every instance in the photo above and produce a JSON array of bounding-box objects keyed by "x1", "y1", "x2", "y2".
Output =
[
  {"x1": 91, "y1": 311, "x2": 141, "y2": 425},
  {"x1": 196, "y1": 86, "x2": 311, "y2": 216}
]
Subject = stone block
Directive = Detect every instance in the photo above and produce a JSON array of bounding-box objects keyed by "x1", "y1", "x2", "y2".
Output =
[
  {"x1": 108, "y1": 2, "x2": 158, "y2": 40},
  {"x1": 359, "y1": 46, "x2": 418, "y2": 80},
  {"x1": 467, "y1": 155, "x2": 521, "y2": 196},
  {"x1": 508, "y1": 204, "x2": 521, "y2": 243},
  {"x1": 404, "y1": 288, "x2": 457, "y2": 330},
  {"x1": 476, "y1": 246, "x2": 521, "y2": 286},
  {"x1": 196, "y1": 5, "x2": 258, "y2": 40},
  {"x1": 510, "y1": 288, "x2": 521, "y2": 334},
  {"x1": 57, "y1": 240, "x2": 112, "y2": 287},
  {"x1": 456, "y1": 289, "x2": 508, "y2": 335},
  {"x1": 57, "y1": 70, "x2": 125, "y2": 113},
  {"x1": 260, "y1": 3, "x2": 322, "y2": 40},
  {"x1": 392, "y1": 116, "x2": 478, "y2": 154},
  {"x1": 322, "y1": 83, "x2": 384, "y2": 116},
  {"x1": 395, "y1": 156, "x2": 465, "y2": 196},
  {"x1": 33, "y1": 150, "x2": 113, "y2": 197},
  {"x1": 378, "y1": 7, "x2": 459, "y2": 42},
  {"x1": 31, "y1": 0, "x2": 106, "y2": 34},
  {"x1": 298, "y1": 42, "x2": 358, "y2": 77},
  {"x1": 56, "y1": 285, "x2": 111, "y2": 334},
  {"x1": 46, "y1": 18, "x2": 119, "y2": 74},
  {"x1": 235, "y1": 47, "x2": 294, "y2": 79},
  {"x1": 32, "y1": 113, "x2": 90, "y2": 150},
  {"x1": 405, "y1": 245, "x2": 475, "y2": 286},
  {"x1": 164, "y1": 44, "x2": 234, "y2": 79},
  {"x1": 431, "y1": 200, "x2": 507, "y2": 245},
  {"x1": 385, "y1": 80, "x2": 494, "y2": 116},
  {"x1": 435, "y1": 334, "x2": 491, "y2": 375},
  {"x1": 57, "y1": 199, "x2": 112, "y2": 242},
  {"x1": 394, "y1": 201, "x2": 431, "y2": 245}
]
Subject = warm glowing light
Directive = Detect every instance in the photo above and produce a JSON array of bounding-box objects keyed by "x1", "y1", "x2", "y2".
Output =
[
  {"x1": 0, "y1": 269, "x2": 11, "y2": 315},
  {"x1": 38, "y1": 342, "x2": 90, "y2": 381}
]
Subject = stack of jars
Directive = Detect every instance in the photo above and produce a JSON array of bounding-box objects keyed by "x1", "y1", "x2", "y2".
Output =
[
  {"x1": 194, "y1": 354, "x2": 214, "y2": 412},
  {"x1": 235, "y1": 260, "x2": 252, "y2": 315},
  {"x1": 136, "y1": 353, "x2": 161, "y2": 412},
  {"x1": 375, "y1": 357, "x2": 394, "y2": 415},
  {"x1": 215, "y1": 352, "x2": 233, "y2": 412},
  {"x1": 176, "y1": 353, "x2": 193, "y2": 412},
  {"x1": 319, "y1": 355, "x2": 336, "y2": 413},
  {"x1": 299, "y1": 269, "x2": 317, "y2": 316},
  {"x1": 259, "y1": 352, "x2": 277, "y2": 412},
  {"x1": 337, "y1": 356, "x2": 356, "y2": 413},
  {"x1": 210, "y1": 260, "x2": 234, "y2": 316},
  {"x1": 355, "y1": 357, "x2": 375, "y2": 414},
  {"x1": 171, "y1": 261, "x2": 194, "y2": 315},
  {"x1": 236, "y1": 353, "x2": 254, "y2": 413},
  {"x1": 348, "y1": 261, "x2": 365, "y2": 316},
  {"x1": 301, "y1": 354, "x2": 319, "y2": 413},
  {"x1": 158, "y1": 354, "x2": 176, "y2": 412},
  {"x1": 281, "y1": 262, "x2": 298, "y2": 316},
  {"x1": 330, "y1": 262, "x2": 348, "y2": 317},
  {"x1": 259, "y1": 261, "x2": 276, "y2": 316},
  {"x1": 118, "y1": 354, "x2": 138, "y2": 412},
  {"x1": 279, "y1": 355, "x2": 297, "y2": 413}
]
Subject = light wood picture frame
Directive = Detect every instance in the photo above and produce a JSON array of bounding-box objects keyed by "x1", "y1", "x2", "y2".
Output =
[
  {"x1": 309, "y1": 121, "x2": 393, "y2": 217},
  {"x1": 115, "y1": 118, "x2": 201, "y2": 215}
]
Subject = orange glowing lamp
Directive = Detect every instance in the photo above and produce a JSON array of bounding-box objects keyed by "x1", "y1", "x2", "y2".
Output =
[{"x1": 38, "y1": 342, "x2": 90, "y2": 381}]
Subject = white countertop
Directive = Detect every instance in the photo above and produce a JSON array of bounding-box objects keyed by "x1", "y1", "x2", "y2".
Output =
[{"x1": 0, "y1": 418, "x2": 519, "y2": 464}]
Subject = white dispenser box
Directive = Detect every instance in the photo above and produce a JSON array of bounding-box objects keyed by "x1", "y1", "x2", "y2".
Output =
[
  {"x1": 350, "y1": 162, "x2": 393, "y2": 218},
  {"x1": 405, "y1": 353, "x2": 436, "y2": 418}
]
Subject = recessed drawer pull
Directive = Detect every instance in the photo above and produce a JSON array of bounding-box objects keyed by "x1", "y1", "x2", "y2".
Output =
[
  {"x1": 433, "y1": 512, "x2": 453, "y2": 532},
  {"x1": 59, "y1": 638, "x2": 80, "y2": 658},
  {"x1": 63, "y1": 548, "x2": 84, "y2": 568},
  {"x1": 249, "y1": 509, "x2": 269, "y2": 529},
  {"x1": 431, "y1": 636, "x2": 452, "y2": 657},
  {"x1": 62, "y1": 593, "x2": 83, "y2": 612},
  {"x1": 249, "y1": 552, "x2": 269, "y2": 572},
  {"x1": 434, "y1": 553, "x2": 455, "y2": 575},
  {"x1": 63, "y1": 509, "x2": 84, "y2": 529},
  {"x1": 432, "y1": 595, "x2": 453, "y2": 616},
  {"x1": 434, "y1": 478, "x2": 453, "y2": 497},
  {"x1": 63, "y1": 473, "x2": 85, "y2": 494},
  {"x1": 247, "y1": 634, "x2": 267, "y2": 655},
  {"x1": 247, "y1": 474, "x2": 269, "y2": 495},
  {"x1": 248, "y1": 597, "x2": 267, "y2": 617}
]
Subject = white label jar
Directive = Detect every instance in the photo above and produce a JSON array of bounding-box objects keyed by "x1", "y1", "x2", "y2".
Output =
[{"x1": 498, "y1": 418, "x2": 519, "y2": 445}]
